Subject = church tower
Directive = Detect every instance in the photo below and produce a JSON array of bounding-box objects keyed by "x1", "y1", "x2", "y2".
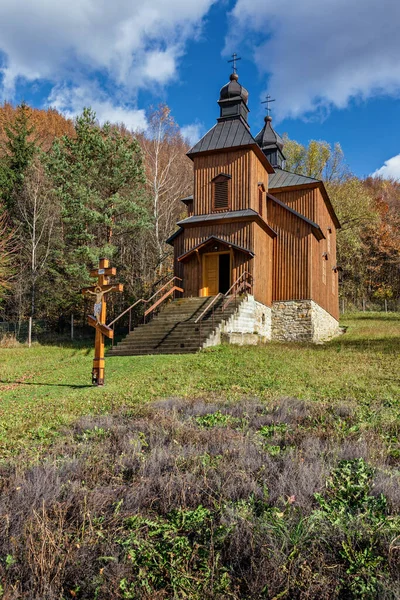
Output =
[{"x1": 169, "y1": 70, "x2": 276, "y2": 304}]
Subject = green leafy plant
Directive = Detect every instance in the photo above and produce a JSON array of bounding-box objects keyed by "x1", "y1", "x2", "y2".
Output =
[
  {"x1": 195, "y1": 411, "x2": 237, "y2": 428},
  {"x1": 118, "y1": 506, "x2": 232, "y2": 599}
]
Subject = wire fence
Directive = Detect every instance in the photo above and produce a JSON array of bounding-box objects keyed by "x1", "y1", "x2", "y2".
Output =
[
  {"x1": 1, "y1": 299, "x2": 399, "y2": 345},
  {"x1": 339, "y1": 298, "x2": 400, "y2": 314}
]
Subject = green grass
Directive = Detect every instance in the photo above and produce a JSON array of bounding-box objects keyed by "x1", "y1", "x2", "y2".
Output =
[{"x1": 0, "y1": 312, "x2": 399, "y2": 459}]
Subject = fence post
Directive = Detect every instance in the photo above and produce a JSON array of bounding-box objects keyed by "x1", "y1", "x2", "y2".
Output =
[
  {"x1": 384, "y1": 299, "x2": 388, "y2": 313},
  {"x1": 71, "y1": 314, "x2": 74, "y2": 340},
  {"x1": 362, "y1": 298, "x2": 366, "y2": 311},
  {"x1": 28, "y1": 317, "x2": 32, "y2": 348}
]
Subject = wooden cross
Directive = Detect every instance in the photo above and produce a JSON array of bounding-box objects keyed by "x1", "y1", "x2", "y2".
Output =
[
  {"x1": 228, "y1": 52, "x2": 241, "y2": 74},
  {"x1": 82, "y1": 258, "x2": 123, "y2": 386},
  {"x1": 261, "y1": 94, "x2": 276, "y2": 116}
]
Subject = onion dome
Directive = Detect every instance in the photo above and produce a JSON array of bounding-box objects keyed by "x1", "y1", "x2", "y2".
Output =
[{"x1": 219, "y1": 72, "x2": 249, "y2": 104}]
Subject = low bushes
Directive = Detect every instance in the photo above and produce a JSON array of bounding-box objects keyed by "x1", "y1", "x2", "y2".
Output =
[{"x1": 0, "y1": 398, "x2": 399, "y2": 599}]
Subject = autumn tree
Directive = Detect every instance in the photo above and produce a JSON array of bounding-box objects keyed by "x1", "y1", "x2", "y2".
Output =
[
  {"x1": 139, "y1": 105, "x2": 191, "y2": 276},
  {"x1": 283, "y1": 135, "x2": 350, "y2": 182}
]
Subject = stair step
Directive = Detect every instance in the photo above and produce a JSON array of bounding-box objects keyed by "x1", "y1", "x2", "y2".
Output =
[{"x1": 109, "y1": 295, "x2": 246, "y2": 356}]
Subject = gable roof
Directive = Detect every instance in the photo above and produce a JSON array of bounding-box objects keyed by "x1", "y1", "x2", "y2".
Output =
[
  {"x1": 187, "y1": 119, "x2": 275, "y2": 174},
  {"x1": 177, "y1": 208, "x2": 277, "y2": 238},
  {"x1": 187, "y1": 119, "x2": 254, "y2": 155},
  {"x1": 267, "y1": 193, "x2": 325, "y2": 241},
  {"x1": 268, "y1": 169, "x2": 341, "y2": 229},
  {"x1": 178, "y1": 236, "x2": 254, "y2": 263}
]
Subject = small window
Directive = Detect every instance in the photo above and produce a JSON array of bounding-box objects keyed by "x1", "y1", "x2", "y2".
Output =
[
  {"x1": 258, "y1": 187, "x2": 263, "y2": 216},
  {"x1": 212, "y1": 174, "x2": 231, "y2": 211}
]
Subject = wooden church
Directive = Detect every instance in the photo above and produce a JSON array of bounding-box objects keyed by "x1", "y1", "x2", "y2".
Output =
[{"x1": 110, "y1": 70, "x2": 341, "y2": 355}]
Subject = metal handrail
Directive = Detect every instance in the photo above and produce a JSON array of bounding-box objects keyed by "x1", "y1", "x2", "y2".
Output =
[
  {"x1": 195, "y1": 271, "x2": 254, "y2": 351},
  {"x1": 194, "y1": 293, "x2": 223, "y2": 324},
  {"x1": 223, "y1": 271, "x2": 253, "y2": 298},
  {"x1": 107, "y1": 276, "x2": 183, "y2": 328},
  {"x1": 144, "y1": 285, "x2": 184, "y2": 318}
]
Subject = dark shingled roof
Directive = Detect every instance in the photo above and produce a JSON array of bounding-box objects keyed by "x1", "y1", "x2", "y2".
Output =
[
  {"x1": 255, "y1": 116, "x2": 285, "y2": 153},
  {"x1": 178, "y1": 209, "x2": 258, "y2": 226},
  {"x1": 187, "y1": 119, "x2": 255, "y2": 156},
  {"x1": 268, "y1": 169, "x2": 320, "y2": 189}
]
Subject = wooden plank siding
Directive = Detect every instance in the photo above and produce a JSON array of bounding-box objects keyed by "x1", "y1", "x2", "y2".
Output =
[
  {"x1": 252, "y1": 222, "x2": 273, "y2": 306},
  {"x1": 271, "y1": 186, "x2": 339, "y2": 319},
  {"x1": 193, "y1": 149, "x2": 269, "y2": 216},
  {"x1": 176, "y1": 221, "x2": 254, "y2": 297},
  {"x1": 267, "y1": 196, "x2": 311, "y2": 301}
]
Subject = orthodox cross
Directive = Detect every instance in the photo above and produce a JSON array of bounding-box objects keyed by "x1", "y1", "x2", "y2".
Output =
[
  {"x1": 228, "y1": 52, "x2": 241, "y2": 74},
  {"x1": 262, "y1": 94, "x2": 276, "y2": 116},
  {"x1": 82, "y1": 258, "x2": 123, "y2": 386}
]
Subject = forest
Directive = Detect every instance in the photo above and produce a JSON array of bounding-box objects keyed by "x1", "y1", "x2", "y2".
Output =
[{"x1": 0, "y1": 102, "x2": 399, "y2": 331}]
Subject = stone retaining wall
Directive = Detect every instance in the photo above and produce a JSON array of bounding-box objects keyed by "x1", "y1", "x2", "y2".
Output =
[{"x1": 271, "y1": 300, "x2": 340, "y2": 342}]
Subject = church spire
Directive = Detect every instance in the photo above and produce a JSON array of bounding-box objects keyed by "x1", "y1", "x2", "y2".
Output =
[
  {"x1": 255, "y1": 112, "x2": 286, "y2": 169},
  {"x1": 217, "y1": 60, "x2": 250, "y2": 125}
]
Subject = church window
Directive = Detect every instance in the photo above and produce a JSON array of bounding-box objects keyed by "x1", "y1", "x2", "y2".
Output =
[
  {"x1": 212, "y1": 174, "x2": 231, "y2": 211},
  {"x1": 258, "y1": 187, "x2": 263, "y2": 216}
]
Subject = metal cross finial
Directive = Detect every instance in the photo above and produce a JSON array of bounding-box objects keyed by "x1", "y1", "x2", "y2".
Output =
[
  {"x1": 228, "y1": 52, "x2": 241, "y2": 74},
  {"x1": 261, "y1": 94, "x2": 276, "y2": 116}
]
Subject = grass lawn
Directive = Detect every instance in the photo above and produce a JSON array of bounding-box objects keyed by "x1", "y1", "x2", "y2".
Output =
[
  {"x1": 0, "y1": 311, "x2": 399, "y2": 459},
  {"x1": 0, "y1": 312, "x2": 399, "y2": 599}
]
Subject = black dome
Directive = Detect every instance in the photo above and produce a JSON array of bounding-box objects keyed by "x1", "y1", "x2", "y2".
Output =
[{"x1": 219, "y1": 73, "x2": 249, "y2": 105}]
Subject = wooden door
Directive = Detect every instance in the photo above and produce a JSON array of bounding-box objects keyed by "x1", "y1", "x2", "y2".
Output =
[{"x1": 202, "y1": 253, "x2": 219, "y2": 296}]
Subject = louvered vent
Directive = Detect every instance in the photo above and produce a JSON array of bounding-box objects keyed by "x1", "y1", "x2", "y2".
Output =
[{"x1": 214, "y1": 179, "x2": 229, "y2": 210}]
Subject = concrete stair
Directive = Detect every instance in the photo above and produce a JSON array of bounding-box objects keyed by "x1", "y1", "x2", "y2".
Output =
[{"x1": 108, "y1": 295, "x2": 244, "y2": 356}]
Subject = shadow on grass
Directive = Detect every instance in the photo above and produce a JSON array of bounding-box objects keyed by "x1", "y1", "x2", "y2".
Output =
[
  {"x1": 343, "y1": 313, "x2": 400, "y2": 322},
  {"x1": 327, "y1": 336, "x2": 400, "y2": 354},
  {"x1": 0, "y1": 380, "x2": 93, "y2": 389}
]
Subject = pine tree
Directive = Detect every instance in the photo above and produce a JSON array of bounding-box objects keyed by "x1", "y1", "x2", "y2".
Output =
[
  {"x1": 47, "y1": 108, "x2": 148, "y2": 309},
  {"x1": 2, "y1": 102, "x2": 37, "y2": 212}
]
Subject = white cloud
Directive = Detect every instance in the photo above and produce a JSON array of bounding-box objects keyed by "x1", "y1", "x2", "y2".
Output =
[
  {"x1": 49, "y1": 84, "x2": 148, "y2": 130},
  {"x1": 180, "y1": 122, "x2": 203, "y2": 146},
  {"x1": 372, "y1": 155, "x2": 400, "y2": 181},
  {"x1": 226, "y1": 0, "x2": 400, "y2": 121},
  {"x1": 0, "y1": 0, "x2": 216, "y2": 118}
]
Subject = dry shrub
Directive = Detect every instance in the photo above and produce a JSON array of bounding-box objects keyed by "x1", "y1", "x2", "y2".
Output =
[
  {"x1": 0, "y1": 333, "x2": 20, "y2": 348},
  {"x1": 0, "y1": 397, "x2": 398, "y2": 599}
]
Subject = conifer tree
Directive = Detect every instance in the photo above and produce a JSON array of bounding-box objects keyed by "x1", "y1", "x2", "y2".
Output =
[{"x1": 2, "y1": 102, "x2": 37, "y2": 212}]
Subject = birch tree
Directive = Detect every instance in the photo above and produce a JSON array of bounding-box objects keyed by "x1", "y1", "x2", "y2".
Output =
[
  {"x1": 15, "y1": 157, "x2": 56, "y2": 340},
  {"x1": 140, "y1": 105, "x2": 191, "y2": 275}
]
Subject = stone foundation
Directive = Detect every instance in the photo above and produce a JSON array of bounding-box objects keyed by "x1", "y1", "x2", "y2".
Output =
[
  {"x1": 271, "y1": 300, "x2": 340, "y2": 343},
  {"x1": 203, "y1": 295, "x2": 271, "y2": 348}
]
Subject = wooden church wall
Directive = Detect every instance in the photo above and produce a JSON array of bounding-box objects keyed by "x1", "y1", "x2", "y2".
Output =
[
  {"x1": 267, "y1": 197, "x2": 311, "y2": 301},
  {"x1": 193, "y1": 148, "x2": 269, "y2": 216},
  {"x1": 310, "y1": 188, "x2": 339, "y2": 319},
  {"x1": 252, "y1": 223, "x2": 273, "y2": 306},
  {"x1": 270, "y1": 187, "x2": 339, "y2": 320},
  {"x1": 194, "y1": 149, "x2": 251, "y2": 215},
  {"x1": 271, "y1": 188, "x2": 316, "y2": 223},
  {"x1": 177, "y1": 221, "x2": 254, "y2": 297}
]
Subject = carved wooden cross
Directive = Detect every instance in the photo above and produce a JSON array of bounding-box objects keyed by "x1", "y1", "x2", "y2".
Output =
[{"x1": 82, "y1": 258, "x2": 123, "y2": 386}]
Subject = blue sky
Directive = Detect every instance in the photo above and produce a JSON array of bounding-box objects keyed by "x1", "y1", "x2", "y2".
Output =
[{"x1": 1, "y1": 0, "x2": 400, "y2": 180}]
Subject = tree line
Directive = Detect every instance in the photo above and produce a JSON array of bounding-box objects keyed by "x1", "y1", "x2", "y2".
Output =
[
  {"x1": 0, "y1": 103, "x2": 191, "y2": 328},
  {"x1": 0, "y1": 102, "x2": 399, "y2": 329}
]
